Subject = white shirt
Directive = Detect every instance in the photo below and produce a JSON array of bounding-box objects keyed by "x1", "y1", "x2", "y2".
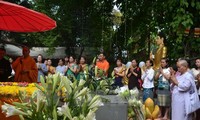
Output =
[
  {"x1": 142, "y1": 67, "x2": 155, "y2": 88},
  {"x1": 159, "y1": 67, "x2": 170, "y2": 82},
  {"x1": 56, "y1": 65, "x2": 66, "y2": 75},
  {"x1": 191, "y1": 68, "x2": 200, "y2": 78}
]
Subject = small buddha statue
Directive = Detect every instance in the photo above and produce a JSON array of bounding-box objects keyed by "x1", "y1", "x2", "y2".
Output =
[{"x1": 150, "y1": 32, "x2": 167, "y2": 70}]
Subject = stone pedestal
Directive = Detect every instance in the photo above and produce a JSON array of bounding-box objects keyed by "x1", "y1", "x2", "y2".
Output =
[{"x1": 96, "y1": 95, "x2": 128, "y2": 120}]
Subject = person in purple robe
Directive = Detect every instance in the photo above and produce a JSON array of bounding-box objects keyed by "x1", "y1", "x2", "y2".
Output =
[{"x1": 170, "y1": 60, "x2": 199, "y2": 120}]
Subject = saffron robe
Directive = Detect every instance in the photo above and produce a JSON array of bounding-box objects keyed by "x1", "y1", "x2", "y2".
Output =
[{"x1": 12, "y1": 56, "x2": 38, "y2": 83}]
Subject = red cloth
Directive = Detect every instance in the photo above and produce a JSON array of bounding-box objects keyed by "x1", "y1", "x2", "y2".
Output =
[{"x1": 0, "y1": 1, "x2": 56, "y2": 32}]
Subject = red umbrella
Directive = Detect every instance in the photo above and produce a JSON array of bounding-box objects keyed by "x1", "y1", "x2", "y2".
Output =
[{"x1": 0, "y1": 1, "x2": 56, "y2": 32}]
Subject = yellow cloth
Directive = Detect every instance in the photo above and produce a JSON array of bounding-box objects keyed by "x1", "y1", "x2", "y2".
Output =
[
  {"x1": 12, "y1": 56, "x2": 38, "y2": 83},
  {"x1": 153, "y1": 46, "x2": 167, "y2": 70},
  {"x1": 47, "y1": 65, "x2": 55, "y2": 75}
]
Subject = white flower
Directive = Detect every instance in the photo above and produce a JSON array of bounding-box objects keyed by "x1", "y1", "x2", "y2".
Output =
[
  {"x1": 78, "y1": 79, "x2": 86, "y2": 87},
  {"x1": 84, "y1": 110, "x2": 96, "y2": 120},
  {"x1": 129, "y1": 87, "x2": 139, "y2": 97},
  {"x1": 1, "y1": 103, "x2": 9, "y2": 113},
  {"x1": 74, "y1": 87, "x2": 88, "y2": 98},
  {"x1": 88, "y1": 95, "x2": 101, "y2": 107},
  {"x1": 135, "y1": 100, "x2": 142, "y2": 107},
  {"x1": 27, "y1": 110, "x2": 32, "y2": 116},
  {"x1": 118, "y1": 86, "x2": 129, "y2": 94},
  {"x1": 57, "y1": 103, "x2": 72, "y2": 119},
  {"x1": 88, "y1": 99, "x2": 103, "y2": 109},
  {"x1": 105, "y1": 89, "x2": 109, "y2": 94},
  {"x1": 137, "y1": 100, "x2": 142, "y2": 105},
  {"x1": 128, "y1": 99, "x2": 137, "y2": 107},
  {"x1": 57, "y1": 107, "x2": 63, "y2": 116},
  {"x1": 72, "y1": 117, "x2": 78, "y2": 120},
  {"x1": 5, "y1": 105, "x2": 28, "y2": 117},
  {"x1": 114, "y1": 88, "x2": 120, "y2": 94}
]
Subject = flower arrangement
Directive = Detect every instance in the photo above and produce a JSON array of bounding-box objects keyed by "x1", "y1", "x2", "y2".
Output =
[
  {"x1": 115, "y1": 86, "x2": 145, "y2": 120},
  {"x1": 0, "y1": 82, "x2": 37, "y2": 97},
  {"x1": 1, "y1": 74, "x2": 103, "y2": 120}
]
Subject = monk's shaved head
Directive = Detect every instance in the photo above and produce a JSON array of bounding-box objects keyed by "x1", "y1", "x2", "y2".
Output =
[
  {"x1": 177, "y1": 60, "x2": 188, "y2": 74},
  {"x1": 179, "y1": 60, "x2": 188, "y2": 68},
  {"x1": 22, "y1": 46, "x2": 30, "y2": 57}
]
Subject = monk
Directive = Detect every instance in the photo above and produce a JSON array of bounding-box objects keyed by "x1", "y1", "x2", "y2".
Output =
[{"x1": 12, "y1": 46, "x2": 38, "y2": 83}]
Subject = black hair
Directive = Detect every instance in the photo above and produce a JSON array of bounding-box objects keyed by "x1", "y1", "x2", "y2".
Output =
[
  {"x1": 99, "y1": 52, "x2": 106, "y2": 57},
  {"x1": 158, "y1": 32, "x2": 166, "y2": 44},
  {"x1": 195, "y1": 58, "x2": 200, "y2": 69},
  {"x1": 146, "y1": 59, "x2": 154, "y2": 66},
  {"x1": 116, "y1": 58, "x2": 123, "y2": 63},
  {"x1": 196, "y1": 58, "x2": 200, "y2": 60},
  {"x1": 79, "y1": 56, "x2": 87, "y2": 63},
  {"x1": 59, "y1": 58, "x2": 64, "y2": 62},
  {"x1": 38, "y1": 54, "x2": 43, "y2": 59},
  {"x1": 69, "y1": 55, "x2": 76, "y2": 60},
  {"x1": 172, "y1": 64, "x2": 178, "y2": 72},
  {"x1": 131, "y1": 59, "x2": 138, "y2": 67},
  {"x1": 161, "y1": 57, "x2": 169, "y2": 68}
]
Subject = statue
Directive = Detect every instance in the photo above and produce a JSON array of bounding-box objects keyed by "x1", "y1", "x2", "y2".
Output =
[{"x1": 150, "y1": 32, "x2": 167, "y2": 70}]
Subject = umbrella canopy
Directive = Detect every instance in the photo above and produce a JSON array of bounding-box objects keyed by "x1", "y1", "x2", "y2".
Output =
[{"x1": 0, "y1": 1, "x2": 56, "y2": 32}]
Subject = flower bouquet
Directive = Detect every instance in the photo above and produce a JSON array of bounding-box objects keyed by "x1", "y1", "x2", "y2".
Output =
[
  {"x1": 115, "y1": 86, "x2": 145, "y2": 120},
  {"x1": 1, "y1": 74, "x2": 103, "y2": 120}
]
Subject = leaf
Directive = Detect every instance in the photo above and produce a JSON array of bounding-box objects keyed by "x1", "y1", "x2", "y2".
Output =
[
  {"x1": 40, "y1": 76, "x2": 47, "y2": 89},
  {"x1": 35, "y1": 83, "x2": 46, "y2": 93},
  {"x1": 12, "y1": 102, "x2": 29, "y2": 110},
  {"x1": 191, "y1": 0, "x2": 195, "y2": 7},
  {"x1": 53, "y1": 107, "x2": 57, "y2": 120}
]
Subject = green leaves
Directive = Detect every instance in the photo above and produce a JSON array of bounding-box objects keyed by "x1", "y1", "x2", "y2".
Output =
[
  {"x1": 180, "y1": 0, "x2": 189, "y2": 7},
  {"x1": 1, "y1": 73, "x2": 103, "y2": 120}
]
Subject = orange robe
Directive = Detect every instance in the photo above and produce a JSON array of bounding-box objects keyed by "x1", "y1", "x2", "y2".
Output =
[
  {"x1": 96, "y1": 59, "x2": 110, "y2": 76},
  {"x1": 12, "y1": 56, "x2": 38, "y2": 83}
]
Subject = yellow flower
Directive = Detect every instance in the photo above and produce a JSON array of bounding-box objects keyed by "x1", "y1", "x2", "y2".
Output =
[
  {"x1": 12, "y1": 82, "x2": 18, "y2": 86},
  {"x1": 0, "y1": 83, "x2": 37, "y2": 97},
  {"x1": 28, "y1": 83, "x2": 35, "y2": 87}
]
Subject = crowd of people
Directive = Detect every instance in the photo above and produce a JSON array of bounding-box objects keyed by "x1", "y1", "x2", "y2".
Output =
[
  {"x1": 113, "y1": 57, "x2": 200, "y2": 120},
  {"x1": 0, "y1": 34, "x2": 200, "y2": 120},
  {"x1": 0, "y1": 46, "x2": 110, "y2": 83}
]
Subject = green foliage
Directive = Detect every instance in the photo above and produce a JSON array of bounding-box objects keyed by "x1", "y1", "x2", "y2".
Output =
[{"x1": 4, "y1": 0, "x2": 200, "y2": 61}]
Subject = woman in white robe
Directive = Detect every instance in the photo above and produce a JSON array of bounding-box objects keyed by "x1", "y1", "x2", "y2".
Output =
[{"x1": 170, "y1": 60, "x2": 199, "y2": 120}]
